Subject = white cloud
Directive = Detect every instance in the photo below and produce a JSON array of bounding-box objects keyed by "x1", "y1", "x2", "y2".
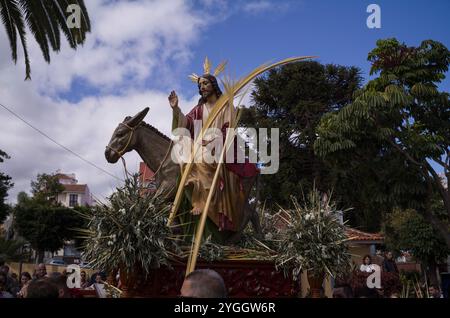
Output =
[
  {"x1": 243, "y1": 1, "x2": 272, "y2": 13},
  {"x1": 241, "y1": 0, "x2": 292, "y2": 15},
  {"x1": 0, "y1": 0, "x2": 211, "y2": 204},
  {"x1": 0, "y1": 76, "x2": 198, "y2": 203},
  {"x1": 0, "y1": 0, "x2": 284, "y2": 205},
  {"x1": 18, "y1": 0, "x2": 208, "y2": 95}
]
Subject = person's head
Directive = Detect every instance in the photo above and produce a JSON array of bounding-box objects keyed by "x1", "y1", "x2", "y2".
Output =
[
  {"x1": 385, "y1": 251, "x2": 393, "y2": 260},
  {"x1": 26, "y1": 279, "x2": 59, "y2": 298},
  {"x1": 20, "y1": 272, "x2": 32, "y2": 286},
  {"x1": 48, "y1": 274, "x2": 71, "y2": 298},
  {"x1": 333, "y1": 286, "x2": 353, "y2": 298},
  {"x1": 36, "y1": 263, "x2": 47, "y2": 278},
  {"x1": 0, "y1": 265, "x2": 9, "y2": 275},
  {"x1": 363, "y1": 255, "x2": 372, "y2": 265},
  {"x1": 197, "y1": 75, "x2": 222, "y2": 104},
  {"x1": 181, "y1": 269, "x2": 227, "y2": 298},
  {"x1": 428, "y1": 285, "x2": 441, "y2": 298},
  {"x1": 81, "y1": 271, "x2": 87, "y2": 282},
  {"x1": 95, "y1": 273, "x2": 103, "y2": 284}
]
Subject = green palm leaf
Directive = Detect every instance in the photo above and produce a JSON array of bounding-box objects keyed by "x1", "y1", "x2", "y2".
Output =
[{"x1": 0, "y1": 0, "x2": 91, "y2": 79}]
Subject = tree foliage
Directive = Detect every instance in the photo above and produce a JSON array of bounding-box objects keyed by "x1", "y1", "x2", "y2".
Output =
[
  {"x1": 0, "y1": 236, "x2": 25, "y2": 262},
  {"x1": 30, "y1": 173, "x2": 64, "y2": 204},
  {"x1": 13, "y1": 174, "x2": 84, "y2": 262},
  {"x1": 315, "y1": 39, "x2": 450, "y2": 243},
  {"x1": 0, "y1": 150, "x2": 13, "y2": 223},
  {"x1": 240, "y1": 61, "x2": 362, "y2": 210},
  {"x1": 384, "y1": 208, "x2": 448, "y2": 265}
]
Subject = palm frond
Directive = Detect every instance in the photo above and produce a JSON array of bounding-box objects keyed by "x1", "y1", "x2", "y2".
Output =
[
  {"x1": 0, "y1": 0, "x2": 31, "y2": 79},
  {"x1": 20, "y1": 0, "x2": 51, "y2": 62},
  {"x1": 213, "y1": 60, "x2": 227, "y2": 77},
  {"x1": 0, "y1": 0, "x2": 19, "y2": 61},
  {"x1": 0, "y1": 0, "x2": 91, "y2": 79}
]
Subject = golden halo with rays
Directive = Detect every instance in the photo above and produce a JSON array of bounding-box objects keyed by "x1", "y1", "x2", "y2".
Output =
[{"x1": 189, "y1": 56, "x2": 228, "y2": 83}]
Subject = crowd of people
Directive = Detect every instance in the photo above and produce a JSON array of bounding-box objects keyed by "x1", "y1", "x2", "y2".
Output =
[
  {"x1": 332, "y1": 251, "x2": 445, "y2": 298},
  {"x1": 1, "y1": 257, "x2": 226, "y2": 299},
  {"x1": 1, "y1": 254, "x2": 446, "y2": 298},
  {"x1": 0, "y1": 260, "x2": 106, "y2": 298}
]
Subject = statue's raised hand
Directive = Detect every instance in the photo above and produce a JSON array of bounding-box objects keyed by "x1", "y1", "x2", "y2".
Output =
[{"x1": 168, "y1": 90, "x2": 178, "y2": 109}]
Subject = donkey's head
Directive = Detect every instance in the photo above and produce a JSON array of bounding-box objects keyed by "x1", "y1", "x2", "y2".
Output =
[{"x1": 105, "y1": 107, "x2": 149, "y2": 163}]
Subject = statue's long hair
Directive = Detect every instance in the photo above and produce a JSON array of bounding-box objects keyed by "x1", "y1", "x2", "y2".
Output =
[{"x1": 197, "y1": 74, "x2": 222, "y2": 106}]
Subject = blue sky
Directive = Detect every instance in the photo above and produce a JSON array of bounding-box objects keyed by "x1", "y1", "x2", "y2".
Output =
[
  {"x1": 60, "y1": 0, "x2": 450, "y2": 102},
  {"x1": 183, "y1": 0, "x2": 450, "y2": 93},
  {"x1": 1, "y1": 0, "x2": 449, "y2": 202}
]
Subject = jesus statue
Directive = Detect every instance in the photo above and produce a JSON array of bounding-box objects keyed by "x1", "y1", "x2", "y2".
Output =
[{"x1": 168, "y1": 60, "x2": 259, "y2": 242}]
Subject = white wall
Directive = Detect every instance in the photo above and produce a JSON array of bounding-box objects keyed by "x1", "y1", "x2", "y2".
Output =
[{"x1": 57, "y1": 192, "x2": 85, "y2": 207}]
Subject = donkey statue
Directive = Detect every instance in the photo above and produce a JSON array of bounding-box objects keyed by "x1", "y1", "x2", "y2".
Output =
[{"x1": 105, "y1": 107, "x2": 262, "y2": 243}]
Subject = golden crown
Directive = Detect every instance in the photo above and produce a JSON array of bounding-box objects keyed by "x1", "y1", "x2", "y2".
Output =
[{"x1": 189, "y1": 56, "x2": 227, "y2": 83}]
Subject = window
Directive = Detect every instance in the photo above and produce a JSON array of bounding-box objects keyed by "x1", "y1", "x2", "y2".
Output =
[{"x1": 69, "y1": 194, "x2": 78, "y2": 207}]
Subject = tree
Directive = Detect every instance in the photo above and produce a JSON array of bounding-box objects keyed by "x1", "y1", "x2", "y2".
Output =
[
  {"x1": 0, "y1": 150, "x2": 13, "y2": 223},
  {"x1": 14, "y1": 200, "x2": 82, "y2": 262},
  {"x1": 13, "y1": 176, "x2": 84, "y2": 263},
  {"x1": 240, "y1": 61, "x2": 362, "y2": 210},
  {"x1": 0, "y1": 236, "x2": 25, "y2": 262},
  {"x1": 384, "y1": 208, "x2": 449, "y2": 286},
  {"x1": 315, "y1": 38, "x2": 450, "y2": 246},
  {"x1": 0, "y1": 0, "x2": 91, "y2": 79},
  {"x1": 30, "y1": 173, "x2": 64, "y2": 204}
]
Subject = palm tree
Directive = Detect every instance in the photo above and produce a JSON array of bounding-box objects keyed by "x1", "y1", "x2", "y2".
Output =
[
  {"x1": 0, "y1": 0, "x2": 91, "y2": 80},
  {"x1": 0, "y1": 237, "x2": 25, "y2": 262}
]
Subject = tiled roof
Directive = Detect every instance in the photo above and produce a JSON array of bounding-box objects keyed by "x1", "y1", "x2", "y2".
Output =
[
  {"x1": 345, "y1": 227, "x2": 384, "y2": 242},
  {"x1": 63, "y1": 184, "x2": 87, "y2": 193}
]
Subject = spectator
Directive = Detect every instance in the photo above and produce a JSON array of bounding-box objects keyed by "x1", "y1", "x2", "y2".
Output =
[
  {"x1": 180, "y1": 269, "x2": 227, "y2": 298},
  {"x1": 26, "y1": 279, "x2": 59, "y2": 298},
  {"x1": 95, "y1": 273, "x2": 104, "y2": 284},
  {"x1": 88, "y1": 272, "x2": 106, "y2": 286},
  {"x1": 333, "y1": 286, "x2": 353, "y2": 298},
  {"x1": 0, "y1": 272, "x2": 13, "y2": 298},
  {"x1": 81, "y1": 271, "x2": 89, "y2": 289},
  {"x1": 428, "y1": 285, "x2": 443, "y2": 298},
  {"x1": 0, "y1": 265, "x2": 19, "y2": 295},
  {"x1": 0, "y1": 265, "x2": 9, "y2": 275},
  {"x1": 48, "y1": 273, "x2": 72, "y2": 298},
  {"x1": 34, "y1": 263, "x2": 48, "y2": 279},
  {"x1": 360, "y1": 255, "x2": 376, "y2": 273},
  {"x1": 382, "y1": 251, "x2": 399, "y2": 273},
  {"x1": 16, "y1": 272, "x2": 32, "y2": 298}
]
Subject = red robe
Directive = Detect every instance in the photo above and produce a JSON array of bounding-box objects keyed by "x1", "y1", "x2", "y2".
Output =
[{"x1": 184, "y1": 104, "x2": 259, "y2": 179}]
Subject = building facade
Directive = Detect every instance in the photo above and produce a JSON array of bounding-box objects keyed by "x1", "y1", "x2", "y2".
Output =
[{"x1": 55, "y1": 172, "x2": 93, "y2": 207}]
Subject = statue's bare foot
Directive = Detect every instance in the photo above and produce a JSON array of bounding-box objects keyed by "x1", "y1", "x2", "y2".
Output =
[{"x1": 191, "y1": 208, "x2": 202, "y2": 215}]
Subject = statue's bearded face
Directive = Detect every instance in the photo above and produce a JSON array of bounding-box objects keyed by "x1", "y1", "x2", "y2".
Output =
[{"x1": 199, "y1": 77, "x2": 214, "y2": 99}]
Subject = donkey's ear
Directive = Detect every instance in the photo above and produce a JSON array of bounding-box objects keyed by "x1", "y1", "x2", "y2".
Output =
[{"x1": 127, "y1": 107, "x2": 150, "y2": 127}]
